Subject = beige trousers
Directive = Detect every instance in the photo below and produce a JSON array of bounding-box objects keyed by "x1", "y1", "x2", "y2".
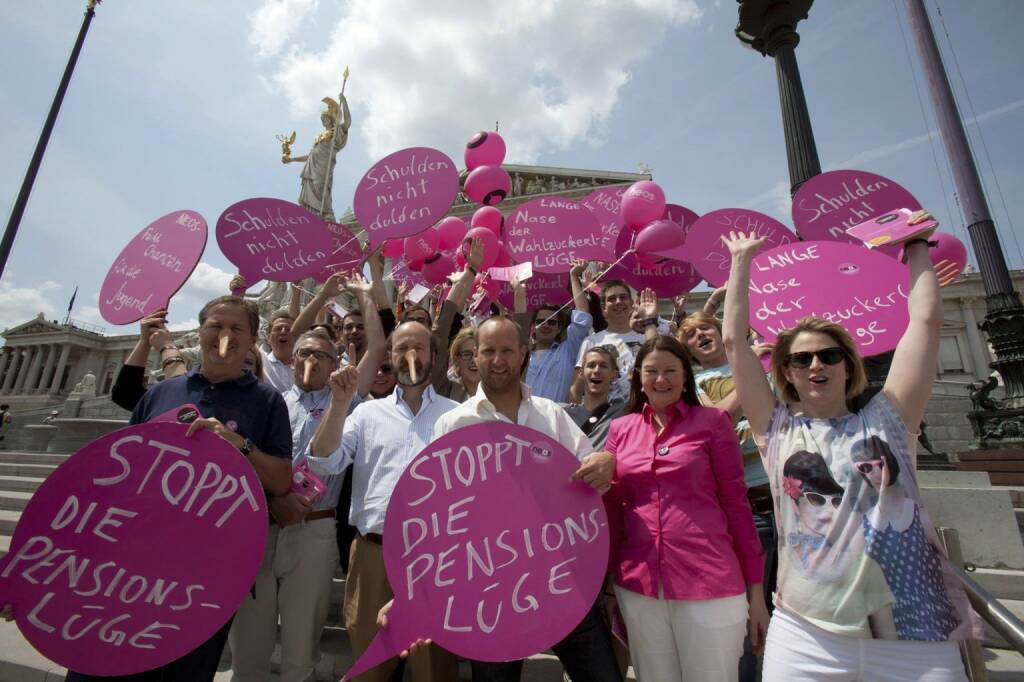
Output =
[
  {"x1": 229, "y1": 518, "x2": 340, "y2": 682},
  {"x1": 344, "y1": 534, "x2": 459, "y2": 682}
]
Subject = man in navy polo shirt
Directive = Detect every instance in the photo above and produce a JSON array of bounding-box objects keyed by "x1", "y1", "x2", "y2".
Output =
[{"x1": 65, "y1": 295, "x2": 292, "y2": 682}]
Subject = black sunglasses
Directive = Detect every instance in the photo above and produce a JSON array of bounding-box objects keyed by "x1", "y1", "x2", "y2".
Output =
[{"x1": 786, "y1": 347, "x2": 845, "y2": 369}]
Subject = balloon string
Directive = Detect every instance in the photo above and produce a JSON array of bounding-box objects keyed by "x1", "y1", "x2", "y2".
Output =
[{"x1": 331, "y1": 234, "x2": 361, "y2": 255}]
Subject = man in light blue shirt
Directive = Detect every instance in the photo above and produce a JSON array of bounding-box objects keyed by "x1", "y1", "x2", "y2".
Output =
[{"x1": 525, "y1": 259, "x2": 592, "y2": 401}]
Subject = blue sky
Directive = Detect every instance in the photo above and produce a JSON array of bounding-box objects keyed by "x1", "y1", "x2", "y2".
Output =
[{"x1": 1, "y1": 0, "x2": 1021, "y2": 334}]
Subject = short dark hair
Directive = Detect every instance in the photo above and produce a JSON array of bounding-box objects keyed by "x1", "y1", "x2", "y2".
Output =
[
  {"x1": 851, "y1": 436, "x2": 901, "y2": 485},
  {"x1": 401, "y1": 307, "x2": 433, "y2": 328},
  {"x1": 269, "y1": 308, "x2": 294, "y2": 325},
  {"x1": 199, "y1": 296, "x2": 260, "y2": 336},
  {"x1": 626, "y1": 336, "x2": 699, "y2": 413},
  {"x1": 296, "y1": 328, "x2": 338, "y2": 354},
  {"x1": 342, "y1": 310, "x2": 363, "y2": 324},
  {"x1": 581, "y1": 345, "x2": 619, "y2": 373},
  {"x1": 600, "y1": 280, "x2": 632, "y2": 305}
]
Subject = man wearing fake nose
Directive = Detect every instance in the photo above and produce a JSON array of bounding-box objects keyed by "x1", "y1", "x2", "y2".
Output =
[
  {"x1": 229, "y1": 328, "x2": 361, "y2": 682},
  {"x1": 63, "y1": 295, "x2": 293, "y2": 682},
  {"x1": 304, "y1": 321, "x2": 460, "y2": 682}
]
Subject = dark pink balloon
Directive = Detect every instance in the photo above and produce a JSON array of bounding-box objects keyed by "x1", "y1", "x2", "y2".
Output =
[
  {"x1": 930, "y1": 231, "x2": 967, "y2": 270},
  {"x1": 436, "y1": 216, "x2": 467, "y2": 250},
  {"x1": 635, "y1": 219, "x2": 686, "y2": 258},
  {"x1": 407, "y1": 258, "x2": 425, "y2": 272},
  {"x1": 382, "y1": 238, "x2": 405, "y2": 259},
  {"x1": 621, "y1": 180, "x2": 666, "y2": 228},
  {"x1": 471, "y1": 205, "x2": 504, "y2": 237},
  {"x1": 404, "y1": 229, "x2": 441, "y2": 261},
  {"x1": 465, "y1": 165, "x2": 511, "y2": 206},
  {"x1": 422, "y1": 252, "x2": 456, "y2": 286},
  {"x1": 464, "y1": 131, "x2": 507, "y2": 170},
  {"x1": 455, "y1": 251, "x2": 467, "y2": 269},
  {"x1": 463, "y1": 226, "x2": 500, "y2": 269},
  {"x1": 492, "y1": 245, "x2": 513, "y2": 268}
]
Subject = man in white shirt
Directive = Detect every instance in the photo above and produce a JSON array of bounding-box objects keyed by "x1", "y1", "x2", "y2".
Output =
[
  {"x1": 433, "y1": 316, "x2": 622, "y2": 682},
  {"x1": 229, "y1": 328, "x2": 359, "y2": 682},
  {"x1": 575, "y1": 280, "x2": 644, "y2": 404},
  {"x1": 261, "y1": 309, "x2": 298, "y2": 393},
  {"x1": 306, "y1": 321, "x2": 459, "y2": 682}
]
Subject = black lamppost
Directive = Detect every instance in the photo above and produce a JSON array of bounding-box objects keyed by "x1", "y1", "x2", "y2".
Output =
[
  {"x1": 905, "y1": 0, "x2": 1024, "y2": 446},
  {"x1": 0, "y1": 1, "x2": 100, "y2": 280},
  {"x1": 735, "y1": 0, "x2": 820, "y2": 196}
]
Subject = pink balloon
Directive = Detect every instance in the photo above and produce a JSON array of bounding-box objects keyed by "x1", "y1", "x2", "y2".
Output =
[
  {"x1": 476, "y1": 274, "x2": 500, "y2": 301},
  {"x1": 382, "y1": 239, "x2": 405, "y2": 259},
  {"x1": 455, "y1": 251, "x2": 467, "y2": 269},
  {"x1": 471, "y1": 206, "x2": 504, "y2": 237},
  {"x1": 465, "y1": 131, "x2": 507, "y2": 170},
  {"x1": 436, "y1": 216, "x2": 467, "y2": 250},
  {"x1": 621, "y1": 180, "x2": 666, "y2": 228},
  {"x1": 404, "y1": 229, "x2": 441, "y2": 261},
  {"x1": 930, "y1": 231, "x2": 968, "y2": 268},
  {"x1": 463, "y1": 226, "x2": 500, "y2": 270},
  {"x1": 422, "y1": 252, "x2": 456, "y2": 286},
  {"x1": 465, "y1": 165, "x2": 511, "y2": 206},
  {"x1": 407, "y1": 258, "x2": 425, "y2": 272},
  {"x1": 492, "y1": 245, "x2": 513, "y2": 268},
  {"x1": 635, "y1": 219, "x2": 685, "y2": 258}
]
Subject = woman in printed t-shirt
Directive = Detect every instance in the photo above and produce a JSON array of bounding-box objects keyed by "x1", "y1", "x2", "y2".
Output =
[{"x1": 721, "y1": 219, "x2": 981, "y2": 682}]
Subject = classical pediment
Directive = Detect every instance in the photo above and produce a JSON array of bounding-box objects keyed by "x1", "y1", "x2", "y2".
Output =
[{"x1": 2, "y1": 316, "x2": 63, "y2": 337}]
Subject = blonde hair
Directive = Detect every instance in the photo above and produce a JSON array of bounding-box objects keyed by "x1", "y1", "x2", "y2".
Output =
[
  {"x1": 771, "y1": 317, "x2": 867, "y2": 404},
  {"x1": 449, "y1": 326, "x2": 477, "y2": 373},
  {"x1": 677, "y1": 311, "x2": 722, "y2": 342}
]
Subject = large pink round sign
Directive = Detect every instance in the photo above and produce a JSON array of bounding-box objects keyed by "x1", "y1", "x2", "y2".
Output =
[
  {"x1": 314, "y1": 222, "x2": 366, "y2": 282},
  {"x1": 685, "y1": 208, "x2": 798, "y2": 287},
  {"x1": 99, "y1": 210, "x2": 207, "y2": 325},
  {"x1": 342, "y1": 423, "x2": 609, "y2": 680},
  {"x1": 353, "y1": 147, "x2": 460, "y2": 250},
  {"x1": 791, "y1": 169, "x2": 922, "y2": 245},
  {"x1": 506, "y1": 198, "x2": 603, "y2": 273},
  {"x1": 216, "y1": 197, "x2": 334, "y2": 285},
  {"x1": 579, "y1": 187, "x2": 628, "y2": 262},
  {"x1": 496, "y1": 272, "x2": 572, "y2": 311},
  {"x1": 748, "y1": 240, "x2": 911, "y2": 357},
  {"x1": 0, "y1": 423, "x2": 267, "y2": 676}
]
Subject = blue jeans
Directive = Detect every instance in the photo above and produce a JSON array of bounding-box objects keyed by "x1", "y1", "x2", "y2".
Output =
[
  {"x1": 738, "y1": 511, "x2": 778, "y2": 682},
  {"x1": 471, "y1": 601, "x2": 622, "y2": 682}
]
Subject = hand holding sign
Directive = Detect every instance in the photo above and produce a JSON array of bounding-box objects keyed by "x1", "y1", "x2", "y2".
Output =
[
  {"x1": 99, "y1": 210, "x2": 208, "y2": 325},
  {"x1": 340, "y1": 423, "x2": 609, "y2": 680}
]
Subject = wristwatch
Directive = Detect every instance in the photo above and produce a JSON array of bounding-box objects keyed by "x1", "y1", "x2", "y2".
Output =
[{"x1": 238, "y1": 438, "x2": 253, "y2": 457}]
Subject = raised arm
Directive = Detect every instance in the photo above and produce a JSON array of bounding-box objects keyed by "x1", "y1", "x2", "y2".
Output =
[
  {"x1": 722, "y1": 232, "x2": 777, "y2": 438},
  {"x1": 311, "y1": 366, "x2": 359, "y2": 459},
  {"x1": 638, "y1": 288, "x2": 660, "y2": 341},
  {"x1": 288, "y1": 282, "x2": 302, "y2": 320},
  {"x1": 569, "y1": 259, "x2": 591, "y2": 315},
  {"x1": 704, "y1": 285, "x2": 727, "y2": 315},
  {"x1": 344, "y1": 274, "x2": 387, "y2": 397},
  {"x1": 883, "y1": 214, "x2": 943, "y2": 430},
  {"x1": 292, "y1": 273, "x2": 343, "y2": 337}
]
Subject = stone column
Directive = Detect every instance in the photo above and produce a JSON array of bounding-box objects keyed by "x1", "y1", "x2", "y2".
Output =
[
  {"x1": 0, "y1": 351, "x2": 10, "y2": 391},
  {"x1": 1, "y1": 348, "x2": 21, "y2": 393},
  {"x1": 960, "y1": 298, "x2": 991, "y2": 381},
  {"x1": 24, "y1": 345, "x2": 45, "y2": 393},
  {"x1": 12, "y1": 346, "x2": 36, "y2": 394},
  {"x1": 36, "y1": 344, "x2": 58, "y2": 393},
  {"x1": 49, "y1": 344, "x2": 72, "y2": 394}
]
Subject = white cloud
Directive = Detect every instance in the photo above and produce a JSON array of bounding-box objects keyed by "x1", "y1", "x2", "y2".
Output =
[
  {"x1": 249, "y1": 0, "x2": 320, "y2": 58},
  {"x1": 168, "y1": 318, "x2": 200, "y2": 332},
  {"x1": 180, "y1": 262, "x2": 234, "y2": 298},
  {"x1": 739, "y1": 179, "x2": 791, "y2": 221},
  {"x1": 0, "y1": 279, "x2": 61, "y2": 332},
  {"x1": 252, "y1": 0, "x2": 702, "y2": 162}
]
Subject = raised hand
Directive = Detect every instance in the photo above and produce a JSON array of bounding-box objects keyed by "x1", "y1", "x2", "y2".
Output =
[
  {"x1": 341, "y1": 272, "x2": 372, "y2": 295},
  {"x1": 569, "y1": 258, "x2": 588, "y2": 279},
  {"x1": 465, "y1": 236, "x2": 485, "y2": 272},
  {"x1": 320, "y1": 272, "x2": 345, "y2": 299},
  {"x1": 229, "y1": 274, "x2": 248, "y2": 293},
  {"x1": 638, "y1": 288, "x2": 658, "y2": 319},
  {"x1": 140, "y1": 310, "x2": 171, "y2": 349},
  {"x1": 673, "y1": 293, "x2": 689, "y2": 317},
  {"x1": 327, "y1": 364, "x2": 359, "y2": 402},
  {"x1": 722, "y1": 231, "x2": 767, "y2": 259}
]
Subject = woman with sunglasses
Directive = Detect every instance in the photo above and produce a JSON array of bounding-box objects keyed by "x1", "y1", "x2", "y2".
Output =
[
  {"x1": 722, "y1": 226, "x2": 980, "y2": 681},
  {"x1": 603, "y1": 336, "x2": 767, "y2": 682}
]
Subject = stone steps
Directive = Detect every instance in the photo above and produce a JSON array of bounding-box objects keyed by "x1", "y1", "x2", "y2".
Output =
[
  {"x1": 0, "y1": 475, "x2": 45, "y2": 494},
  {"x1": 0, "y1": 451, "x2": 70, "y2": 466}
]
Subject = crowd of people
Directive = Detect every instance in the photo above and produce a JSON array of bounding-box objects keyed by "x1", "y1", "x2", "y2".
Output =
[{"x1": 3, "y1": 214, "x2": 982, "y2": 682}]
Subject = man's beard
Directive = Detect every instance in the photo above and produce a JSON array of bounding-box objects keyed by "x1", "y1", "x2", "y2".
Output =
[
  {"x1": 481, "y1": 369, "x2": 518, "y2": 392},
  {"x1": 397, "y1": 359, "x2": 432, "y2": 387}
]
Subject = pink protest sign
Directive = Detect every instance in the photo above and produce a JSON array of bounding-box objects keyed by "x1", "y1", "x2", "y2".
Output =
[
  {"x1": 314, "y1": 222, "x2": 366, "y2": 282},
  {"x1": 505, "y1": 198, "x2": 603, "y2": 273},
  {"x1": 609, "y1": 254, "x2": 703, "y2": 298},
  {"x1": 647, "y1": 203, "x2": 701, "y2": 263},
  {"x1": 216, "y1": 197, "x2": 334, "y2": 286},
  {"x1": 0, "y1": 423, "x2": 267, "y2": 676},
  {"x1": 496, "y1": 272, "x2": 572, "y2": 311},
  {"x1": 579, "y1": 186, "x2": 628, "y2": 262},
  {"x1": 684, "y1": 208, "x2": 798, "y2": 287},
  {"x1": 99, "y1": 210, "x2": 207, "y2": 325},
  {"x1": 353, "y1": 147, "x2": 460, "y2": 250},
  {"x1": 747, "y1": 240, "x2": 911, "y2": 356},
  {"x1": 791, "y1": 169, "x2": 922, "y2": 245},
  {"x1": 390, "y1": 259, "x2": 429, "y2": 289},
  {"x1": 342, "y1": 423, "x2": 608, "y2": 680}
]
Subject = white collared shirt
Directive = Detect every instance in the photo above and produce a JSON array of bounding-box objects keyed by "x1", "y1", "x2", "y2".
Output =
[
  {"x1": 261, "y1": 348, "x2": 295, "y2": 394},
  {"x1": 285, "y1": 385, "x2": 360, "y2": 511},
  {"x1": 433, "y1": 382, "x2": 595, "y2": 461},
  {"x1": 305, "y1": 385, "x2": 458, "y2": 535}
]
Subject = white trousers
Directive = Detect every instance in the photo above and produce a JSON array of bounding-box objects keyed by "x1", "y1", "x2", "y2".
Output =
[
  {"x1": 615, "y1": 586, "x2": 748, "y2": 682},
  {"x1": 762, "y1": 607, "x2": 968, "y2": 682},
  {"x1": 229, "y1": 518, "x2": 340, "y2": 682}
]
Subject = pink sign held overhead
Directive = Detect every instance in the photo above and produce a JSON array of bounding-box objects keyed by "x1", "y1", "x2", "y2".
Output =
[
  {"x1": 791, "y1": 169, "x2": 922, "y2": 245},
  {"x1": 506, "y1": 198, "x2": 603, "y2": 273},
  {"x1": 341, "y1": 423, "x2": 609, "y2": 679},
  {"x1": 648, "y1": 203, "x2": 701, "y2": 264},
  {"x1": 353, "y1": 147, "x2": 459, "y2": 250},
  {"x1": 217, "y1": 197, "x2": 333, "y2": 288},
  {"x1": 389, "y1": 259, "x2": 429, "y2": 290},
  {"x1": 0, "y1": 422, "x2": 267, "y2": 676},
  {"x1": 609, "y1": 254, "x2": 703, "y2": 299},
  {"x1": 496, "y1": 272, "x2": 571, "y2": 311},
  {"x1": 314, "y1": 222, "x2": 366, "y2": 283},
  {"x1": 99, "y1": 210, "x2": 207, "y2": 325},
  {"x1": 747, "y1": 240, "x2": 911, "y2": 357},
  {"x1": 684, "y1": 208, "x2": 798, "y2": 287},
  {"x1": 579, "y1": 187, "x2": 628, "y2": 262}
]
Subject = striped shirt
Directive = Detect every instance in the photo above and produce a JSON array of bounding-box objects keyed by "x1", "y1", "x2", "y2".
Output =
[
  {"x1": 305, "y1": 385, "x2": 458, "y2": 535},
  {"x1": 285, "y1": 385, "x2": 360, "y2": 511}
]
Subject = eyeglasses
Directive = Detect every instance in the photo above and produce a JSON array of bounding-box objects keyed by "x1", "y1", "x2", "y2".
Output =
[
  {"x1": 538, "y1": 316, "x2": 560, "y2": 327},
  {"x1": 854, "y1": 459, "x2": 886, "y2": 475},
  {"x1": 295, "y1": 349, "x2": 336, "y2": 362},
  {"x1": 801, "y1": 491, "x2": 842, "y2": 509},
  {"x1": 378, "y1": 364, "x2": 393, "y2": 375},
  {"x1": 786, "y1": 347, "x2": 846, "y2": 369}
]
